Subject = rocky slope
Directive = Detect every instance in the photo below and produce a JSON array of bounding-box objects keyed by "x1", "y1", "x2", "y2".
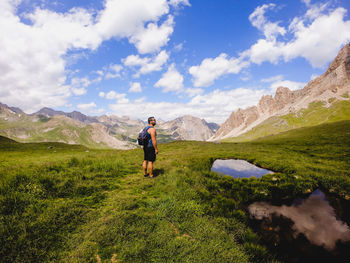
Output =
[
  {"x1": 222, "y1": 99, "x2": 350, "y2": 142},
  {"x1": 0, "y1": 102, "x2": 24, "y2": 114},
  {"x1": 159, "y1": 115, "x2": 216, "y2": 141},
  {"x1": 97, "y1": 115, "x2": 145, "y2": 139},
  {"x1": 211, "y1": 43, "x2": 350, "y2": 141},
  {"x1": 0, "y1": 105, "x2": 133, "y2": 149}
]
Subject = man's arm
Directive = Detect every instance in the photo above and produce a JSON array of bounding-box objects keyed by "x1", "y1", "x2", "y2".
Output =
[{"x1": 149, "y1": 128, "x2": 158, "y2": 154}]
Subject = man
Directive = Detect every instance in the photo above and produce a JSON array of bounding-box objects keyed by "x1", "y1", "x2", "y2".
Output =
[{"x1": 142, "y1": 116, "x2": 158, "y2": 178}]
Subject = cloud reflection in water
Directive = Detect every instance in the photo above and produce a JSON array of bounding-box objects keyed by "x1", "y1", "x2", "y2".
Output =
[
  {"x1": 249, "y1": 190, "x2": 350, "y2": 251},
  {"x1": 211, "y1": 159, "x2": 273, "y2": 178}
]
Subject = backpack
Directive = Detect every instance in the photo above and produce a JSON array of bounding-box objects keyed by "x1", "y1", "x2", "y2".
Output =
[{"x1": 137, "y1": 126, "x2": 150, "y2": 145}]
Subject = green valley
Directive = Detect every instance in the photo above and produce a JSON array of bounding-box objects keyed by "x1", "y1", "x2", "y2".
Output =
[{"x1": 1, "y1": 120, "x2": 349, "y2": 262}]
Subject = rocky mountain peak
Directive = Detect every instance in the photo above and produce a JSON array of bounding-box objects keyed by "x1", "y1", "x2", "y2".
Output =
[
  {"x1": 211, "y1": 42, "x2": 350, "y2": 141},
  {"x1": 325, "y1": 43, "x2": 350, "y2": 77},
  {"x1": 0, "y1": 102, "x2": 24, "y2": 114},
  {"x1": 159, "y1": 115, "x2": 217, "y2": 141},
  {"x1": 257, "y1": 95, "x2": 274, "y2": 113},
  {"x1": 32, "y1": 107, "x2": 66, "y2": 117}
]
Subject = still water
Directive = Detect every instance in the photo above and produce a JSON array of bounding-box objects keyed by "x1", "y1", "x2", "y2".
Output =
[
  {"x1": 211, "y1": 159, "x2": 274, "y2": 178},
  {"x1": 248, "y1": 190, "x2": 350, "y2": 262}
]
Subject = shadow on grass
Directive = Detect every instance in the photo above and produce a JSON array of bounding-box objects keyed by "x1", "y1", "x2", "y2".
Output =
[{"x1": 152, "y1": 168, "x2": 165, "y2": 177}]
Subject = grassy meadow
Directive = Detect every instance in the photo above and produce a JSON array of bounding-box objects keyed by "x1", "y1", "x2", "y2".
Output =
[{"x1": 1, "y1": 120, "x2": 349, "y2": 262}]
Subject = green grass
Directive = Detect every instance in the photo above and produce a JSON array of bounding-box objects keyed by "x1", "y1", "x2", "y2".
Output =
[
  {"x1": 224, "y1": 100, "x2": 350, "y2": 142},
  {"x1": 1, "y1": 120, "x2": 349, "y2": 262},
  {"x1": 341, "y1": 92, "x2": 350, "y2": 98}
]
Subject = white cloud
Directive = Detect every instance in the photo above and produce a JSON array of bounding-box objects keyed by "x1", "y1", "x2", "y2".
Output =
[
  {"x1": 261, "y1": 75, "x2": 306, "y2": 92},
  {"x1": 269, "y1": 80, "x2": 306, "y2": 92},
  {"x1": 95, "y1": 0, "x2": 169, "y2": 43},
  {"x1": 104, "y1": 91, "x2": 130, "y2": 104},
  {"x1": 248, "y1": 3, "x2": 286, "y2": 41},
  {"x1": 105, "y1": 64, "x2": 123, "y2": 79},
  {"x1": 70, "y1": 77, "x2": 91, "y2": 88},
  {"x1": 283, "y1": 8, "x2": 350, "y2": 67},
  {"x1": 135, "y1": 96, "x2": 146, "y2": 103},
  {"x1": 310, "y1": 74, "x2": 318, "y2": 80},
  {"x1": 123, "y1": 50, "x2": 169, "y2": 76},
  {"x1": 92, "y1": 63, "x2": 123, "y2": 81},
  {"x1": 91, "y1": 108, "x2": 106, "y2": 114},
  {"x1": 77, "y1": 102, "x2": 105, "y2": 114},
  {"x1": 70, "y1": 77, "x2": 91, "y2": 94},
  {"x1": 71, "y1": 87, "x2": 87, "y2": 96},
  {"x1": 69, "y1": 75, "x2": 105, "y2": 95},
  {"x1": 188, "y1": 2, "x2": 350, "y2": 88},
  {"x1": 189, "y1": 53, "x2": 249, "y2": 87},
  {"x1": 304, "y1": 3, "x2": 328, "y2": 20},
  {"x1": 169, "y1": 0, "x2": 191, "y2": 8},
  {"x1": 301, "y1": 0, "x2": 311, "y2": 7},
  {"x1": 129, "y1": 82, "x2": 142, "y2": 93},
  {"x1": 245, "y1": 39, "x2": 284, "y2": 64},
  {"x1": 261, "y1": 75, "x2": 284, "y2": 83},
  {"x1": 155, "y1": 63, "x2": 184, "y2": 93},
  {"x1": 185, "y1": 88, "x2": 204, "y2": 97},
  {"x1": 108, "y1": 87, "x2": 268, "y2": 123},
  {"x1": 99, "y1": 91, "x2": 105, "y2": 97},
  {"x1": 173, "y1": 43, "x2": 184, "y2": 52},
  {"x1": 77, "y1": 102, "x2": 97, "y2": 111},
  {"x1": 0, "y1": 0, "x2": 182, "y2": 112},
  {"x1": 246, "y1": 4, "x2": 350, "y2": 68},
  {"x1": 129, "y1": 15, "x2": 174, "y2": 54}
]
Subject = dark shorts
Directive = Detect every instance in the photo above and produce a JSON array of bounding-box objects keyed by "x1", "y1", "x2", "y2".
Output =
[{"x1": 143, "y1": 146, "x2": 156, "y2": 162}]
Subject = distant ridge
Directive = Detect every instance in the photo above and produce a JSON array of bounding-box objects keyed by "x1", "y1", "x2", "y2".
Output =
[
  {"x1": 31, "y1": 107, "x2": 99, "y2": 123},
  {"x1": 0, "y1": 102, "x2": 220, "y2": 147},
  {"x1": 0, "y1": 102, "x2": 24, "y2": 114}
]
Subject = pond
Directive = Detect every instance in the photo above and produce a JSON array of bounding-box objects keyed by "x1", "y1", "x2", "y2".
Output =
[
  {"x1": 211, "y1": 159, "x2": 274, "y2": 178},
  {"x1": 248, "y1": 189, "x2": 350, "y2": 262}
]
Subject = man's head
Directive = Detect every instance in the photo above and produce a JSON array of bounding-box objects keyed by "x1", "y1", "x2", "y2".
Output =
[{"x1": 148, "y1": 116, "x2": 156, "y2": 126}]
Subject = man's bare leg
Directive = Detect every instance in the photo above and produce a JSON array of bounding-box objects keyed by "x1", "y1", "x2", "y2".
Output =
[
  {"x1": 148, "y1": 161, "x2": 154, "y2": 177},
  {"x1": 142, "y1": 160, "x2": 148, "y2": 176}
]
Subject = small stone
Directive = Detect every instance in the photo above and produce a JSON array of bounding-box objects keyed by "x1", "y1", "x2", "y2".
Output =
[{"x1": 272, "y1": 177, "x2": 278, "y2": 181}]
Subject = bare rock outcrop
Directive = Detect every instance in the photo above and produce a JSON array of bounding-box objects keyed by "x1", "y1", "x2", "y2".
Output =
[
  {"x1": 211, "y1": 43, "x2": 350, "y2": 140},
  {"x1": 159, "y1": 115, "x2": 215, "y2": 141},
  {"x1": 89, "y1": 122, "x2": 133, "y2": 149}
]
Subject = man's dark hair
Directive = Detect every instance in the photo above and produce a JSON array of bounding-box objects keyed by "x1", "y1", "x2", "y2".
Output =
[{"x1": 148, "y1": 116, "x2": 155, "y2": 124}]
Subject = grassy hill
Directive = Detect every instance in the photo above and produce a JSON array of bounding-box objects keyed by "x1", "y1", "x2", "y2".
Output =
[
  {"x1": 0, "y1": 113, "x2": 132, "y2": 149},
  {"x1": 0, "y1": 120, "x2": 349, "y2": 262},
  {"x1": 223, "y1": 99, "x2": 350, "y2": 142}
]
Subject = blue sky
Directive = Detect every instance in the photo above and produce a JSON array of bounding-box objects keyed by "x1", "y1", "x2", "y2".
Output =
[{"x1": 1, "y1": 0, "x2": 350, "y2": 123}]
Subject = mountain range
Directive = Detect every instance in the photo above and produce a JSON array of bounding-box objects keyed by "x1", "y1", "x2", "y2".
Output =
[
  {"x1": 0, "y1": 103, "x2": 219, "y2": 149},
  {"x1": 1, "y1": 43, "x2": 350, "y2": 148},
  {"x1": 210, "y1": 43, "x2": 350, "y2": 141}
]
